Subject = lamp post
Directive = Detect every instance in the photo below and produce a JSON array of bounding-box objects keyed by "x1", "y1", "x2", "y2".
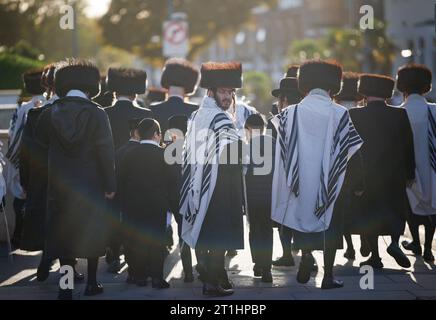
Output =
[
  {"x1": 71, "y1": 0, "x2": 79, "y2": 57},
  {"x1": 168, "y1": 0, "x2": 173, "y2": 18}
]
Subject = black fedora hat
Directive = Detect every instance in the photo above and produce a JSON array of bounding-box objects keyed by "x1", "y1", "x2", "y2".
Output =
[{"x1": 271, "y1": 77, "x2": 300, "y2": 98}]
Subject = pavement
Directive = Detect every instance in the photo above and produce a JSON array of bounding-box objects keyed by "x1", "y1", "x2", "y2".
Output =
[{"x1": 0, "y1": 218, "x2": 435, "y2": 300}]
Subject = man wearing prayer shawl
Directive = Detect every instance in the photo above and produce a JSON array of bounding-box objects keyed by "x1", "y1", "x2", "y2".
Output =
[
  {"x1": 268, "y1": 75, "x2": 304, "y2": 268},
  {"x1": 350, "y1": 74, "x2": 415, "y2": 270},
  {"x1": 397, "y1": 64, "x2": 436, "y2": 263},
  {"x1": 270, "y1": 60, "x2": 363, "y2": 289},
  {"x1": 6, "y1": 69, "x2": 45, "y2": 247},
  {"x1": 180, "y1": 62, "x2": 245, "y2": 297}
]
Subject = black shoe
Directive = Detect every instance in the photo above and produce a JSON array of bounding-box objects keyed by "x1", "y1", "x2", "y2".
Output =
[
  {"x1": 360, "y1": 256, "x2": 384, "y2": 269},
  {"x1": 226, "y1": 250, "x2": 237, "y2": 257},
  {"x1": 253, "y1": 264, "x2": 263, "y2": 277},
  {"x1": 74, "y1": 270, "x2": 85, "y2": 283},
  {"x1": 152, "y1": 278, "x2": 170, "y2": 289},
  {"x1": 387, "y1": 243, "x2": 411, "y2": 268},
  {"x1": 272, "y1": 256, "x2": 295, "y2": 267},
  {"x1": 58, "y1": 288, "x2": 73, "y2": 300},
  {"x1": 308, "y1": 253, "x2": 318, "y2": 272},
  {"x1": 220, "y1": 277, "x2": 234, "y2": 290},
  {"x1": 202, "y1": 283, "x2": 234, "y2": 297},
  {"x1": 261, "y1": 271, "x2": 273, "y2": 283},
  {"x1": 136, "y1": 279, "x2": 148, "y2": 287},
  {"x1": 107, "y1": 260, "x2": 121, "y2": 274},
  {"x1": 296, "y1": 255, "x2": 312, "y2": 284},
  {"x1": 126, "y1": 275, "x2": 136, "y2": 284},
  {"x1": 360, "y1": 240, "x2": 371, "y2": 257},
  {"x1": 321, "y1": 277, "x2": 344, "y2": 290},
  {"x1": 36, "y1": 260, "x2": 51, "y2": 282},
  {"x1": 423, "y1": 249, "x2": 435, "y2": 263},
  {"x1": 344, "y1": 247, "x2": 356, "y2": 260},
  {"x1": 402, "y1": 241, "x2": 422, "y2": 256},
  {"x1": 84, "y1": 283, "x2": 104, "y2": 296},
  {"x1": 184, "y1": 273, "x2": 195, "y2": 283}
]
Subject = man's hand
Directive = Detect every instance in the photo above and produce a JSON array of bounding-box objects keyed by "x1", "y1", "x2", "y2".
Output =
[{"x1": 105, "y1": 192, "x2": 115, "y2": 200}]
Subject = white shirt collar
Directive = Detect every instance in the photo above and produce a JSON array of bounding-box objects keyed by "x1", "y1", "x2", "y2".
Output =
[
  {"x1": 117, "y1": 96, "x2": 134, "y2": 102},
  {"x1": 113, "y1": 96, "x2": 141, "y2": 107},
  {"x1": 140, "y1": 140, "x2": 159, "y2": 146},
  {"x1": 66, "y1": 90, "x2": 89, "y2": 100},
  {"x1": 308, "y1": 88, "x2": 331, "y2": 98}
]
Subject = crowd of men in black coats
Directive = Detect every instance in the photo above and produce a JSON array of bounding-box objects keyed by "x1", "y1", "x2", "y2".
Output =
[{"x1": 5, "y1": 56, "x2": 436, "y2": 299}]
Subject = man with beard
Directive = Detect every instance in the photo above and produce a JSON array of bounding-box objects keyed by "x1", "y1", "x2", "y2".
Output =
[{"x1": 180, "y1": 62, "x2": 245, "y2": 297}]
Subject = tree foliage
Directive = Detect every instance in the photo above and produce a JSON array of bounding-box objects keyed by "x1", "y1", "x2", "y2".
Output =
[
  {"x1": 0, "y1": 0, "x2": 101, "y2": 61},
  {"x1": 287, "y1": 20, "x2": 396, "y2": 74},
  {"x1": 241, "y1": 71, "x2": 272, "y2": 115},
  {"x1": 99, "y1": 0, "x2": 277, "y2": 63}
]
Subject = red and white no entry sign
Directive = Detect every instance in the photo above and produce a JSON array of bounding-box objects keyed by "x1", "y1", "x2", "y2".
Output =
[
  {"x1": 164, "y1": 21, "x2": 188, "y2": 45},
  {"x1": 163, "y1": 17, "x2": 189, "y2": 58}
]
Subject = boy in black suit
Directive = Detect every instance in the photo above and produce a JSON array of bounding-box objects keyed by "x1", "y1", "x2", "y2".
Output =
[
  {"x1": 245, "y1": 114, "x2": 275, "y2": 283},
  {"x1": 119, "y1": 119, "x2": 170, "y2": 288}
]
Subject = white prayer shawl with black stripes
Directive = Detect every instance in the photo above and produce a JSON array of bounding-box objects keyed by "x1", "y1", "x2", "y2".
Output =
[
  {"x1": 5, "y1": 95, "x2": 43, "y2": 199},
  {"x1": 180, "y1": 96, "x2": 241, "y2": 248},
  {"x1": 403, "y1": 94, "x2": 436, "y2": 216},
  {"x1": 271, "y1": 89, "x2": 363, "y2": 233},
  {"x1": 231, "y1": 100, "x2": 258, "y2": 132}
]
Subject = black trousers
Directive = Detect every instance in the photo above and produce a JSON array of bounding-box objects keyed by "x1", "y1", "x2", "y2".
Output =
[
  {"x1": 174, "y1": 212, "x2": 193, "y2": 276},
  {"x1": 204, "y1": 249, "x2": 226, "y2": 286},
  {"x1": 12, "y1": 197, "x2": 26, "y2": 243},
  {"x1": 249, "y1": 207, "x2": 273, "y2": 271},
  {"x1": 278, "y1": 225, "x2": 293, "y2": 257},
  {"x1": 124, "y1": 234, "x2": 165, "y2": 280},
  {"x1": 407, "y1": 213, "x2": 436, "y2": 250}
]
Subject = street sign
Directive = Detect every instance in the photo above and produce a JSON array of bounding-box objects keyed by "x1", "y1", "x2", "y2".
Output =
[{"x1": 163, "y1": 13, "x2": 189, "y2": 58}]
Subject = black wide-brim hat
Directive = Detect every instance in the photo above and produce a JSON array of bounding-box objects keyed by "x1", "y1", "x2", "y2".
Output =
[
  {"x1": 358, "y1": 74, "x2": 395, "y2": 99},
  {"x1": 271, "y1": 77, "x2": 301, "y2": 98},
  {"x1": 335, "y1": 72, "x2": 363, "y2": 102},
  {"x1": 54, "y1": 59, "x2": 101, "y2": 98},
  {"x1": 298, "y1": 60, "x2": 343, "y2": 95},
  {"x1": 200, "y1": 61, "x2": 242, "y2": 89},
  {"x1": 397, "y1": 64, "x2": 432, "y2": 95},
  {"x1": 161, "y1": 58, "x2": 199, "y2": 95},
  {"x1": 23, "y1": 69, "x2": 45, "y2": 95},
  {"x1": 107, "y1": 67, "x2": 147, "y2": 95}
]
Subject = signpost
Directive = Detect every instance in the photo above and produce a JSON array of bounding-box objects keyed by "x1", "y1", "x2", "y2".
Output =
[{"x1": 163, "y1": 12, "x2": 189, "y2": 58}]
